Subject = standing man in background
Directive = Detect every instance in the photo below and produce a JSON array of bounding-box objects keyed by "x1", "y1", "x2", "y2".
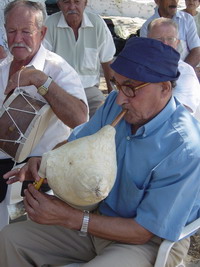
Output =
[{"x1": 44, "y1": 0, "x2": 116, "y2": 117}]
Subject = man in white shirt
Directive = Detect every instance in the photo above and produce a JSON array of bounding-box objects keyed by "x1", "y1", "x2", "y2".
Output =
[
  {"x1": 0, "y1": 0, "x2": 88, "y2": 230},
  {"x1": 147, "y1": 17, "x2": 200, "y2": 114},
  {"x1": 140, "y1": 0, "x2": 200, "y2": 78},
  {"x1": 44, "y1": 0, "x2": 116, "y2": 117}
]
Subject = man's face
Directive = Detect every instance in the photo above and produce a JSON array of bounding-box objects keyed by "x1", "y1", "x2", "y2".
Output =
[
  {"x1": 58, "y1": 0, "x2": 87, "y2": 26},
  {"x1": 156, "y1": 0, "x2": 179, "y2": 18},
  {"x1": 114, "y1": 72, "x2": 171, "y2": 130},
  {"x1": 148, "y1": 23, "x2": 179, "y2": 49},
  {"x1": 185, "y1": 0, "x2": 200, "y2": 11},
  {"x1": 5, "y1": 5, "x2": 46, "y2": 63}
]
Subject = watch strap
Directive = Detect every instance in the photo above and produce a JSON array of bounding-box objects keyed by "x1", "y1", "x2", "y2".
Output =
[
  {"x1": 79, "y1": 210, "x2": 90, "y2": 237},
  {"x1": 37, "y1": 76, "x2": 52, "y2": 96}
]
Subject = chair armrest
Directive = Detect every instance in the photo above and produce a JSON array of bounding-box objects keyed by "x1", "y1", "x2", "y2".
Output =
[
  {"x1": 179, "y1": 217, "x2": 200, "y2": 240},
  {"x1": 154, "y1": 217, "x2": 200, "y2": 267},
  {"x1": 154, "y1": 240, "x2": 175, "y2": 267}
]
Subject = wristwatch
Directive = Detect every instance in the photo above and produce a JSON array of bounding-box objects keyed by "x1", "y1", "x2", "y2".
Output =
[
  {"x1": 37, "y1": 76, "x2": 52, "y2": 96},
  {"x1": 79, "y1": 210, "x2": 90, "y2": 237}
]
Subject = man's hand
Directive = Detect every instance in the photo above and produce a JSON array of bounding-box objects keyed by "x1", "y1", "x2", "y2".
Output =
[
  {"x1": 3, "y1": 157, "x2": 43, "y2": 185},
  {"x1": 24, "y1": 184, "x2": 81, "y2": 228},
  {"x1": 0, "y1": 45, "x2": 7, "y2": 60},
  {"x1": 194, "y1": 66, "x2": 200, "y2": 79},
  {"x1": 5, "y1": 66, "x2": 47, "y2": 95}
]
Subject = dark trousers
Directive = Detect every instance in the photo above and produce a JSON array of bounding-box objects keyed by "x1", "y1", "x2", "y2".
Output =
[
  {"x1": 0, "y1": 159, "x2": 15, "y2": 203},
  {"x1": 0, "y1": 157, "x2": 51, "y2": 203}
]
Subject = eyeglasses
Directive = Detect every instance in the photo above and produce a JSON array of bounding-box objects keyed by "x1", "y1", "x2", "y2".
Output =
[
  {"x1": 155, "y1": 37, "x2": 178, "y2": 44},
  {"x1": 110, "y1": 77, "x2": 150, "y2": 98}
]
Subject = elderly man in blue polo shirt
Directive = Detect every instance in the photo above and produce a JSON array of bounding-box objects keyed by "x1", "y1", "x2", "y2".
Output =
[{"x1": 1, "y1": 37, "x2": 200, "y2": 267}]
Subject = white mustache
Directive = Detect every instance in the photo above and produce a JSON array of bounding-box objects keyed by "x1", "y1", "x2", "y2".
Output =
[
  {"x1": 67, "y1": 10, "x2": 78, "y2": 15},
  {"x1": 10, "y1": 43, "x2": 32, "y2": 53}
]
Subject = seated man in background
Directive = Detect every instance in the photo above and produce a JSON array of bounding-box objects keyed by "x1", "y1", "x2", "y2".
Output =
[
  {"x1": 0, "y1": 0, "x2": 88, "y2": 230},
  {"x1": 182, "y1": 0, "x2": 200, "y2": 78},
  {"x1": 1, "y1": 37, "x2": 200, "y2": 267},
  {"x1": 147, "y1": 17, "x2": 200, "y2": 114},
  {"x1": 140, "y1": 0, "x2": 200, "y2": 78},
  {"x1": 182, "y1": 0, "x2": 200, "y2": 37},
  {"x1": 44, "y1": 0, "x2": 116, "y2": 117}
]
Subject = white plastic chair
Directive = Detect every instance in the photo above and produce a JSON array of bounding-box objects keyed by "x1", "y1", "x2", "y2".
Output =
[
  {"x1": 58, "y1": 217, "x2": 200, "y2": 267},
  {"x1": 154, "y1": 217, "x2": 200, "y2": 267}
]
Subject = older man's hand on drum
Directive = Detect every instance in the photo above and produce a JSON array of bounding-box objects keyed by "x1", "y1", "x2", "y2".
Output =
[
  {"x1": 5, "y1": 66, "x2": 48, "y2": 95},
  {"x1": 5, "y1": 65, "x2": 88, "y2": 128}
]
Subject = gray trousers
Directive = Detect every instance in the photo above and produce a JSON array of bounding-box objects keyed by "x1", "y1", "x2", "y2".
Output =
[
  {"x1": 84, "y1": 86, "x2": 105, "y2": 118},
  {"x1": 0, "y1": 220, "x2": 190, "y2": 267}
]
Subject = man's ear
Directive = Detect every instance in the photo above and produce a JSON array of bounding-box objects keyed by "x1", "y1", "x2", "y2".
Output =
[
  {"x1": 57, "y1": 0, "x2": 62, "y2": 10},
  {"x1": 40, "y1": 26, "x2": 48, "y2": 41},
  {"x1": 161, "y1": 81, "x2": 172, "y2": 95},
  {"x1": 176, "y1": 39, "x2": 180, "y2": 46}
]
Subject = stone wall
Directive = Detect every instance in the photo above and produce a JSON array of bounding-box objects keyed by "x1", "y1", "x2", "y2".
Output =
[{"x1": 86, "y1": 0, "x2": 156, "y2": 19}]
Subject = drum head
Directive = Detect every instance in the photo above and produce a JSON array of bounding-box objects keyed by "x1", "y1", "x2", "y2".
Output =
[{"x1": 0, "y1": 91, "x2": 53, "y2": 162}]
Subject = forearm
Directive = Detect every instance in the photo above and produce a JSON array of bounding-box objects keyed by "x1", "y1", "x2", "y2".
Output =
[
  {"x1": 29, "y1": 70, "x2": 88, "y2": 128},
  {"x1": 63, "y1": 210, "x2": 154, "y2": 245},
  {"x1": 44, "y1": 81, "x2": 88, "y2": 128},
  {"x1": 184, "y1": 47, "x2": 200, "y2": 67},
  {"x1": 87, "y1": 213, "x2": 153, "y2": 244}
]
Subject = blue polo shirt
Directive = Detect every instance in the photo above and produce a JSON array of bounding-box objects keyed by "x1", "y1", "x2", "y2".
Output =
[{"x1": 68, "y1": 91, "x2": 200, "y2": 241}]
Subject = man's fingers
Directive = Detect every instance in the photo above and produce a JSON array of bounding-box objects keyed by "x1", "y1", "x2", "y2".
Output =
[{"x1": 3, "y1": 168, "x2": 19, "y2": 179}]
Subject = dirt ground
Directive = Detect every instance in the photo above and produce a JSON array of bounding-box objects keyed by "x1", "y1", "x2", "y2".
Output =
[{"x1": 185, "y1": 231, "x2": 200, "y2": 266}]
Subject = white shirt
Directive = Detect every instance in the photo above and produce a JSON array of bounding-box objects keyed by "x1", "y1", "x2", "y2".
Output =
[
  {"x1": 194, "y1": 12, "x2": 200, "y2": 37},
  {"x1": 140, "y1": 8, "x2": 200, "y2": 61},
  {"x1": 174, "y1": 60, "x2": 200, "y2": 113},
  {"x1": 0, "y1": 44, "x2": 88, "y2": 160},
  {"x1": 44, "y1": 11, "x2": 116, "y2": 88}
]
